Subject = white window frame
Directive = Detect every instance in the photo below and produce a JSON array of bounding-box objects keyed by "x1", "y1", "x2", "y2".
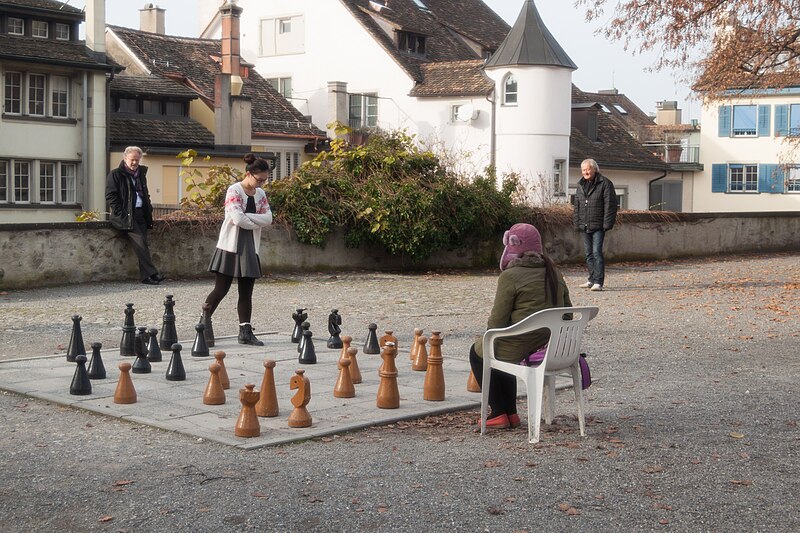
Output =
[
  {"x1": 0, "y1": 159, "x2": 79, "y2": 205},
  {"x1": 60, "y1": 163, "x2": 77, "y2": 203},
  {"x1": 8, "y1": 17, "x2": 24, "y2": 35},
  {"x1": 786, "y1": 166, "x2": 800, "y2": 193},
  {"x1": 50, "y1": 75, "x2": 69, "y2": 118},
  {"x1": 267, "y1": 76, "x2": 292, "y2": 98},
  {"x1": 503, "y1": 73, "x2": 517, "y2": 106},
  {"x1": 4, "y1": 71, "x2": 22, "y2": 114},
  {"x1": 260, "y1": 15, "x2": 305, "y2": 56},
  {"x1": 728, "y1": 163, "x2": 758, "y2": 193},
  {"x1": 553, "y1": 159, "x2": 566, "y2": 196},
  {"x1": 27, "y1": 73, "x2": 46, "y2": 116},
  {"x1": 39, "y1": 162, "x2": 56, "y2": 203},
  {"x1": 348, "y1": 93, "x2": 378, "y2": 129},
  {"x1": 32, "y1": 20, "x2": 48, "y2": 38},
  {"x1": 732, "y1": 105, "x2": 758, "y2": 137},
  {"x1": 0, "y1": 161, "x2": 8, "y2": 202},
  {"x1": 55, "y1": 22, "x2": 70, "y2": 40},
  {"x1": 13, "y1": 161, "x2": 31, "y2": 203}
]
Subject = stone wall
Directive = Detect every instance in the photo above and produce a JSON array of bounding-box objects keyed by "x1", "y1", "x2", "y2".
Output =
[{"x1": 0, "y1": 212, "x2": 798, "y2": 289}]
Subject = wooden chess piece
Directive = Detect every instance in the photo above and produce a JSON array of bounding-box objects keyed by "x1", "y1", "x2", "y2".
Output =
[
  {"x1": 423, "y1": 331, "x2": 445, "y2": 401},
  {"x1": 166, "y1": 343, "x2": 186, "y2": 381},
  {"x1": 379, "y1": 329, "x2": 398, "y2": 352},
  {"x1": 147, "y1": 327, "x2": 162, "y2": 362},
  {"x1": 203, "y1": 362, "x2": 226, "y2": 405},
  {"x1": 214, "y1": 351, "x2": 230, "y2": 389},
  {"x1": 363, "y1": 323, "x2": 380, "y2": 354},
  {"x1": 412, "y1": 335, "x2": 429, "y2": 371},
  {"x1": 69, "y1": 354, "x2": 92, "y2": 395},
  {"x1": 467, "y1": 369, "x2": 481, "y2": 393},
  {"x1": 192, "y1": 322, "x2": 210, "y2": 357},
  {"x1": 120, "y1": 303, "x2": 136, "y2": 357},
  {"x1": 346, "y1": 346, "x2": 362, "y2": 384},
  {"x1": 159, "y1": 295, "x2": 178, "y2": 351},
  {"x1": 255, "y1": 359, "x2": 279, "y2": 417},
  {"x1": 87, "y1": 341, "x2": 106, "y2": 380},
  {"x1": 234, "y1": 384, "x2": 261, "y2": 438},
  {"x1": 66, "y1": 314, "x2": 86, "y2": 362},
  {"x1": 376, "y1": 342, "x2": 400, "y2": 409},
  {"x1": 201, "y1": 302, "x2": 215, "y2": 348},
  {"x1": 113, "y1": 362, "x2": 137, "y2": 404},
  {"x1": 410, "y1": 328, "x2": 422, "y2": 361},
  {"x1": 340, "y1": 335, "x2": 352, "y2": 361},
  {"x1": 288, "y1": 369, "x2": 312, "y2": 428},
  {"x1": 334, "y1": 357, "x2": 355, "y2": 398}
]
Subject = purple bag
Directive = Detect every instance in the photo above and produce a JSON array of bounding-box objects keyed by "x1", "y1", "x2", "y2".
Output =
[{"x1": 520, "y1": 347, "x2": 592, "y2": 390}]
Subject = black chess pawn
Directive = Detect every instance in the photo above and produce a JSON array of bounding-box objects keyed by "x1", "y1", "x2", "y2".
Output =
[
  {"x1": 159, "y1": 295, "x2": 178, "y2": 351},
  {"x1": 69, "y1": 354, "x2": 92, "y2": 395},
  {"x1": 120, "y1": 303, "x2": 136, "y2": 357},
  {"x1": 87, "y1": 341, "x2": 106, "y2": 380},
  {"x1": 166, "y1": 343, "x2": 186, "y2": 381},
  {"x1": 291, "y1": 308, "x2": 307, "y2": 344},
  {"x1": 147, "y1": 327, "x2": 163, "y2": 362},
  {"x1": 66, "y1": 314, "x2": 86, "y2": 363},
  {"x1": 201, "y1": 302, "x2": 215, "y2": 348},
  {"x1": 191, "y1": 322, "x2": 210, "y2": 358},
  {"x1": 327, "y1": 309, "x2": 343, "y2": 349},
  {"x1": 298, "y1": 330, "x2": 317, "y2": 364},
  {"x1": 297, "y1": 321, "x2": 311, "y2": 354},
  {"x1": 363, "y1": 323, "x2": 380, "y2": 354}
]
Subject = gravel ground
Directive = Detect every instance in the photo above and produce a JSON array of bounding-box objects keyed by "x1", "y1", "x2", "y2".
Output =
[{"x1": 0, "y1": 252, "x2": 798, "y2": 532}]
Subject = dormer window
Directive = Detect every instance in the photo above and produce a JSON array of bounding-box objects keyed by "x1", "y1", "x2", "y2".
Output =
[
  {"x1": 398, "y1": 31, "x2": 426, "y2": 56},
  {"x1": 503, "y1": 74, "x2": 517, "y2": 105},
  {"x1": 55, "y1": 23, "x2": 70, "y2": 41},
  {"x1": 32, "y1": 20, "x2": 48, "y2": 38},
  {"x1": 8, "y1": 17, "x2": 24, "y2": 35}
]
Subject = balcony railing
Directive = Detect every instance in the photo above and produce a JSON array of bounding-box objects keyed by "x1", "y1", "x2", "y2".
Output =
[{"x1": 644, "y1": 143, "x2": 701, "y2": 164}]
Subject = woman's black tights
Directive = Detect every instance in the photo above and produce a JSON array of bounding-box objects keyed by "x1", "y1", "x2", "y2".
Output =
[
  {"x1": 469, "y1": 344, "x2": 518, "y2": 416},
  {"x1": 204, "y1": 273, "x2": 256, "y2": 323}
]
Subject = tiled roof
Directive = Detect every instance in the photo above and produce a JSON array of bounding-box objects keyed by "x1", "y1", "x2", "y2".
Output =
[
  {"x1": 111, "y1": 75, "x2": 200, "y2": 99},
  {"x1": 0, "y1": 34, "x2": 116, "y2": 70},
  {"x1": 1, "y1": 0, "x2": 83, "y2": 15},
  {"x1": 572, "y1": 85, "x2": 657, "y2": 142},
  {"x1": 110, "y1": 117, "x2": 215, "y2": 148},
  {"x1": 339, "y1": 0, "x2": 509, "y2": 82},
  {"x1": 570, "y1": 111, "x2": 668, "y2": 171},
  {"x1": 409, "y1": 59, "x2": 493, "y2": 97},
  {"x1": 108, "y1": 25, "x2": 326, "y2": 140}
]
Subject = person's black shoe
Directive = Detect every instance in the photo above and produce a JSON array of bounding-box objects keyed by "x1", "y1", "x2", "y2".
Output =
[
  {"x1": 141, "y1": 277, "x2": 160, "y2": 285},
  {"x1": 151, "y1": 273, "x2": 166, "y2": 282},
  {"x1": 238, "y1": 324, "x2": 264, "y2": 346}
]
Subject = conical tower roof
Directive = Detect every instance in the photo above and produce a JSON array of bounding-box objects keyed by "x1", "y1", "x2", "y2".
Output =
[{"x1": 485, "y1": 0, "x2": 577, "y2": 70}]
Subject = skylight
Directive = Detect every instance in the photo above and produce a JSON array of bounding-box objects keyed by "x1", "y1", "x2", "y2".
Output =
[
  {"x1": 612, "y1": 103, "x2": 628, "y2": 114},
  {"x1": 412, "y1": 0, "x2": 431, "y2": 12}
]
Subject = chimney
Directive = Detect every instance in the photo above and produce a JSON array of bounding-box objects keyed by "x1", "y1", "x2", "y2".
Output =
[
  {"x1": 215, "y1": 0, "x2": 251, "y2": 147},
  {"x1": 655, "y1": 100, "x2": 682, "y2": 126},
  {"x1": 84, "y1": 0, "x2": 106, "y2": 60},
  {"x1": 327, "y1": 81, "x2": 348, "y2": 138},
  {"x1": 140, "y1": 4, "x2": 166, "y2": 35}
]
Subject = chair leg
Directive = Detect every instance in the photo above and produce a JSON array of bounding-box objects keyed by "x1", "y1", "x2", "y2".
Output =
[
  {"x1": 570, "y1": 364, "x2": 586, "y2": 437},
  {"x1": 480, "y1": 360, "x2": 491, "y2": 436},
  {"x1": 526, "y1": 371, "x2": 546, "y2": 443},
  {"x1": 543, "y1": 375, "x2": 556, "y2": 425}
]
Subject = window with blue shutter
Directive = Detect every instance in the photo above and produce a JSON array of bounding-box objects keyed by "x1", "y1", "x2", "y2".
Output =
[
  {"x1": 757, "y1": 105, "x2": 771, "y2": 136},
  {"x1": 757, "y1": 164, "x2": 785, "y2": 193},
  {"x1": 711, "y1": 164, "x2": 727, "y2": 192},
  {"x1": 775, "y1": 104, "x2": 788, "y2": 136},
  {"x1": 718, "y1": 106, "x2": 731, "y2": 137}
]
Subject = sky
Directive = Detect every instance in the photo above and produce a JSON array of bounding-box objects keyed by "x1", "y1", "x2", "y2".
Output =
[{"x1": 96, "y1": 0, "x2": 699, "y2": 121}]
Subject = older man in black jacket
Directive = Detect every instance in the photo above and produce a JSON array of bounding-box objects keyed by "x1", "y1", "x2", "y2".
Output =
[{"x1": 573, "y1": 158, "x2": 618, "y2": 291}]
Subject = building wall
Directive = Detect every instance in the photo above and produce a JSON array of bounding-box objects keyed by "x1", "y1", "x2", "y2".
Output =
[{"x1": 568, "y1": 167, "x2": 665, "y2": 211}]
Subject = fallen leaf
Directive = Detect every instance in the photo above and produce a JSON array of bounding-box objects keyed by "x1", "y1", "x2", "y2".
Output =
[
  {"x1": 738, "y1": 452, "x2": 750, "y2": 459},
  {"x1": 729, "y1": 479, "x2": 753, "y2": 486},
  {"x1": 643, "y1": 465, "x2": 664, "y2": 474},
  {"x1": 659, "y1": 519, "x2": 670, "y2": 525},
  {"x1": 484, "y1": 460, "x2": 503, "y2": 468},
  {"x1": 252, "y1": 492, "x2": 269, "y2": 499},
  {"x1": 487, "y1": 506, "x2": 505, "y2": 515},
  {"x1": 113, "y1": 480, "x2": 134, "y2": 487},
  {"x1": 98, "y1": 516, "x2": 113, "y2": 523},
  {"x1": 729, "y1": 432, "x2": 745, "y2": 439}
]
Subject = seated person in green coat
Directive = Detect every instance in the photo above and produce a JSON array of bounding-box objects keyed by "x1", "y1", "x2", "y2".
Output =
[{"x1": 470, "y1": 223, "x2": 572, "y2": 429}]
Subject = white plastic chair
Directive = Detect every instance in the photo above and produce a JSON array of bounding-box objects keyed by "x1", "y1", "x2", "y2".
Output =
[{"x1": 480, "y1": 306, "x2": 599, "y2": 443}]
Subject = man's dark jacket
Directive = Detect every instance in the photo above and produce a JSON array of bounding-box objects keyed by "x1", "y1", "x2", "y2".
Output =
[
  {"x1": 105, "y1": 161, "x2": 153, "y2": 231},
  {"x1": 573, "y1": 172, "x2": 618, "y2": 232}
]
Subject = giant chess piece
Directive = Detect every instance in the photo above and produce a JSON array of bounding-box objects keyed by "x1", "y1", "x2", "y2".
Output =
[
  {"x1": 132, "y1": 327, "x2": 152, "y2": 374},
  {"x1": 66, "y1": 314, "x2": 86, "y2": 362},
  {"x1": 379, "y1": 329, "x2": 398, "y2": 352},
  {"x1": 376, "y1": 342, "x2": 400, "y2": 409},
  {"x1": 297, "y1": 321, "x2": 311, "y2": 354},
  {"x1": 334, "y1": 357, "x2": 355, "y2": 398},
  {"x1": 203, "y1": 362, "x2": 226, "y2": 405},
  {"x1": 288, "y1": 369, "x2": 312, "y2": 428},
  {"x1": 255, "y1": 359, "x2": 279, "y2": 417},
  {"x1": 326, "y1": 309, "x2": 343, "y2": 349},
  {"x1": 87, "y1": 341, "x2": 106, "y2": 380},
  {"x1": 423, "y1": 331, "x2": 445, "y2": 401},
  {"x1": 412, "y1": 335, "x2": 429, "y2": 371},
  {"x1": 291, "y1": 308, "x2": 307, "y2": 344},
  {"x1": 298, "y1": 330, "x2": 317, "y2": 364},
  {"x1": 120, "y1": 303, "x2": 136, "y2": 357},
  {"x1": 466, "y1": 369, "x2": 481, "y2": 393},
  {"x1": 346, "y1": 346, "x2": 362, "y2": 384},
  {"x1": 147, "y1": 327, "x2": 163, "y2": 362},
  {"x1": 410, "y1": 328, "x2": 423, "y2": 361},
  {"x1": 165, "y1": 343, "x2": 186, "y2": 381},
  {"x1": 234, "y1": 384, "x2": 261, "y2": 438},
  {"x1": 159, "y1": 294, "x2": 178, "y2": 351},
  {"x1": 191, "y1": 322, "x2": 210, "y2": 358},
  {"x1": 69, "y1": 354, "x2": 92, "y2": 395},
  {"x1": 363, "y1": 323, "x2": 380, "y2": 355},
  {"x1": 113, "y1": 362, "x2": 137, "y2": 404},
  {"x1": 214, "y1": 351, "x2": 230, "y2": 389},
  {"x1": 340, "y1": 335, "x2": 352, "y2": 361},
  {"x1": 201, "y1": 302, "x2": 215, "y2": 348}
]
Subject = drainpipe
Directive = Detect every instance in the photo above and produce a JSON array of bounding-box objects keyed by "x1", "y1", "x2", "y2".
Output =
[
  {"x1": 486, "y1": 89, "x2": 496, "y2": 171},
  {"x1": 647, "y1": 170, "x2": 668, "y2": 210},
  {"x1": 82, "y1": 71, "x2": 88, "y2": 210}
]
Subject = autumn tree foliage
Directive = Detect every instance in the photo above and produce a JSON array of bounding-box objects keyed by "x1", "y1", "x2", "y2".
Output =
[{"x1": 576, "y1": 0, "x2": 800, "y2": 98}]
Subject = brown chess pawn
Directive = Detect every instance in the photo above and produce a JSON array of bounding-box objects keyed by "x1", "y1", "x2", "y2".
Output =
[
  {"x1": 234, "y1": 384, "x2": 261, "y2": 438},
  {"x1": 288, "y1": 369, "x2": 312, "y2": 428},
  {"x1": 379, "y1": 329, "x2": 398, "y2": 351},
  {"x1": 467, "y1": 369, "x2": 482, "y2": 393},
  {"x1": 423, "y1": 331, "x2": 445, "y2": 401},
  {"x1": 203, "y1": 362, "x2": 226, "y2": 405},
  {"x1": 255, "y1": 359, "x2": 279, "y2": 417},
  {"x1": 334, "y1": 357, "x2": 356, "y2": 398},
  {"x1": 412, "y1": 335, "x2": 429, "y2": 371},
  {"x1": 339, "y1": 335, "x2": 352, "y2": 361},
  {"x1": 410, "y1": 328, "x2": 422, "y2": 361},
  {"x1": 346, "y1": 346, "x2": 362, "y2": 384},
  {"x1": 113, "y1": 362, "x2": 137, "y2": 404},
  {"x1": 214, "y1": 350, "x2": 230, "y2": 389},
  {"x1": 376, "y1": 342, "x2": 400, "y2": 409}
]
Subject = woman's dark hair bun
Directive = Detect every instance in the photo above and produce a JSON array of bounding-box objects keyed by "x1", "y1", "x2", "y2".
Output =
[{"x1": 243, "y1": 153, "x2": 256, "y2": 165}]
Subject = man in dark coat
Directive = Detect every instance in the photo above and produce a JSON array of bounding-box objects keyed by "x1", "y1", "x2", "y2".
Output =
[
  {"x1": 105, "y1": 146, "x2": 164, "y2": 285},
  {"x1": 573, "y1": 158, "x2": 618, "y2": 291}
]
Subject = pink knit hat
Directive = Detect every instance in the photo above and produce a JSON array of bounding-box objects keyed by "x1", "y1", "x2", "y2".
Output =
[{"x1": 499, "y1": 223, "x2": 543, "y2": 271}]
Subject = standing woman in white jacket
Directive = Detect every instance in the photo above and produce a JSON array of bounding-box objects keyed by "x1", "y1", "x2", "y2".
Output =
[{"x1": 204, "y1": 153, "x2": 273, "y2": 345}]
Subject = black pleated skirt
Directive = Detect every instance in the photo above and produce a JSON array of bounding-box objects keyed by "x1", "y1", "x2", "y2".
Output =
[{"x1": 208, "y1": 228, "x2": 262, "y2": 278}]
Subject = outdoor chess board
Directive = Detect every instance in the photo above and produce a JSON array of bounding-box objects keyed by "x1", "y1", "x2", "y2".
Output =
[{"x1": 0, "y1": 332, "x2": 480, "y2": 450}]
